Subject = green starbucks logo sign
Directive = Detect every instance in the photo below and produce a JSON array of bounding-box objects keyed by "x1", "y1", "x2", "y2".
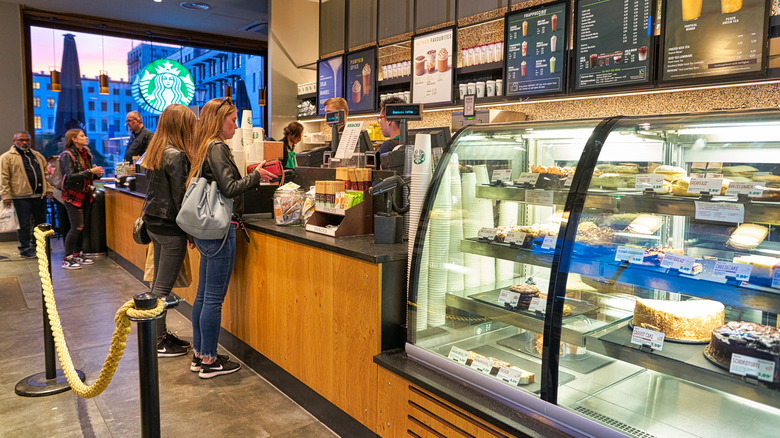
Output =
[
  {"x1": 413, "y1": 149, "x2": 425, "y2": 165},
  {"x1": 132, "y1": 60, "x2": 194, "y2": 114}
]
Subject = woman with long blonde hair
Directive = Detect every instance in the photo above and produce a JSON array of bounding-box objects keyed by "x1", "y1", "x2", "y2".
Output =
[
  {"x1": 188, "y1": 98, "x2": 274, "y2": 378},
  {"x1": 142, "y1": 104, "x2": 196, "y2": 357}
]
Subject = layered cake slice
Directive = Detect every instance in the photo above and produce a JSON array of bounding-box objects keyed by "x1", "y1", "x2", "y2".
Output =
[{"x1": 633, "y1": 298, "x2": 725, "y2": 342}]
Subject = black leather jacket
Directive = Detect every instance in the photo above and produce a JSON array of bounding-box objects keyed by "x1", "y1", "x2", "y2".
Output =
[
  {"x1": 201, "y1": 140, "x2": 260, "y2": 217},
  {"x1": 60, "y1": 146, "x2": 94, "y2": 193},
  {"x1": 143, "y1": 146, "x2": 189, "y2": 226}
]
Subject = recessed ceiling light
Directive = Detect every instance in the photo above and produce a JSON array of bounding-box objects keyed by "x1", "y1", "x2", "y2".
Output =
[{"x1": 180, "y1": 2, "x2": 211, "y2": 10}]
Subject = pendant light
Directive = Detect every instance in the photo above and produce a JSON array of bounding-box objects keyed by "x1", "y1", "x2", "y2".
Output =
[
  {"x1": 258, "y1": 87, "x2": 266, "y2": 106},
  {"x1": 50, "y1": 30, "x2": 61, "y2": 92},
  {"x1": 99, "y1": 36, "x2": 109, "y2": 95},
  {"x1": 224, "y1": 83, "x2": 232, "y2": 102}
]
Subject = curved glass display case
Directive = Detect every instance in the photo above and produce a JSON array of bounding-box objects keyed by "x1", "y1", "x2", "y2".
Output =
[{"x1": 407, "y1": 109, "x2": 780, "y2": 437}]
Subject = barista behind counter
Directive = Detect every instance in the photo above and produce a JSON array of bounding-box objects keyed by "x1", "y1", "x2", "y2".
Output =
[{"x1": 298, "y1": 97, "x2": 373, "y2": 167}]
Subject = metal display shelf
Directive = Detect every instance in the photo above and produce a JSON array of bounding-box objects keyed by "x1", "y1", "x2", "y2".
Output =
[
  {"x1": 475, "y1": 185, "x2": 618, "y2": 210},
  {"x1": 459, "y1": 238, "x2": 554, "y2": 268},
  {"x1": 617, "y1": 194, "x2": 780, "y2": 224},
  {"x1": 585, "y1": 325, "x2": 780, "y2": 409}
]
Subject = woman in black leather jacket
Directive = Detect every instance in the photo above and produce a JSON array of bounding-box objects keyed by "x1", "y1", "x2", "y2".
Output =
[
  {"x1": 187, "y1": 98, "x2": 274, "y2": 378},
  {"x1": 60, "y1": 129, "x2": 104, "y2": 270},
  {"x1": 141, "y1": 104, "x2": 195, "y2": 357}
]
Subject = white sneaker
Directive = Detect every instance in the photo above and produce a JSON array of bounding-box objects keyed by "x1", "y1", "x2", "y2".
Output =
[
  {"x1": 73, "y1": 252, "x2": 94, "y2": 265},
  {"x1": 62, "y1": 256, "x2": 82, "y2": 270}
]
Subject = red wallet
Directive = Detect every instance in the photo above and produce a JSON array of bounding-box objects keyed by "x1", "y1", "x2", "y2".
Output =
[{"x1": 248, "y1": 160, "x2": 283, "y2": 182}]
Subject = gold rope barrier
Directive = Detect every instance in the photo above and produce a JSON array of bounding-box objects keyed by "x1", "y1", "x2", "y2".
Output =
[{"x1": 34, "y1": 227, "x2": 165, "y2": 398}]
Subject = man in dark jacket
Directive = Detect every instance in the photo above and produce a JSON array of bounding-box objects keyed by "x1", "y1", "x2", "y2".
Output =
[
  {"x1": 0, "y1": 131, "x2": 53, "y2": 258},
  {"x1": 124, "y1": 111, "x2": 153, "y2": 162}
]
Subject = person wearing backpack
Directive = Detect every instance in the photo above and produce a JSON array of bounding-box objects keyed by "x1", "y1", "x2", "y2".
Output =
[
  {"x1": 60, "y1": 129, "x2": 103, "y2": 270},
  {"x1": 187, "y1": 98, "x2": 275, "y2": 378}
]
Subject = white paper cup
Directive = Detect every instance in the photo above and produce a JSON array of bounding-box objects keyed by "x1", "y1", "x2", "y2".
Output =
[
  {"x1": 467, "y1": 82, "x2": 476, "y2": 95},
  {"x1": 476, "y1": 81, "x2": 486, "y2": 98},
  {"x1": 486, "y1": 80, "x2": 496, "y2": 97},
  {"x1": 253, "y1": 127, "x2": 264, "y2": 141},
  {"x1": 459, "y1": 83, "x2": 467, "y2": 99},
  {"x1": 496, "y1": 79, "x2": 503, "y2": 96},
  {"x1": 242, "y1": 110, "x2": 253, "y2": 129}
]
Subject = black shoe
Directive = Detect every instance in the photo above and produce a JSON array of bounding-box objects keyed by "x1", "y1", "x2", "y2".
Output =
[
  {"x1": 190, "y1": 354, "x2": 229, "y2": 372},
  {"x1": 157, "y1": 338, "x2": 188, "y2": 357},
  {"x1": 199, "y1": 355, "x2": 241, "y2": 378},
  {"x1": 20, "y1": 249, "x2": 37, "y2": 259},
  {"x1": 163, "y1": 331, "x2": 191, "y2": 349}
]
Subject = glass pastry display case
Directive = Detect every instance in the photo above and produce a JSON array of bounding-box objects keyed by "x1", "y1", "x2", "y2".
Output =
[{"x1": 406, "y1": 109, "x2": 780, "y2": 438}]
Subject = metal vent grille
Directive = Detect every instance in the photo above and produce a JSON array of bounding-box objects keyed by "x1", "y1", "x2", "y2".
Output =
[{"x1": 573, "y1": 406, "x2": 658, "y2": 438}]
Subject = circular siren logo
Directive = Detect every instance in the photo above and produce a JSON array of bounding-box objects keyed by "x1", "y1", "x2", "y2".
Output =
[
  {"x1": 413, "y1": 149, "x2": 425, "y2": 165},
  {"x1": 133, "y1": 59, "x2": 194, "y2": 114}
]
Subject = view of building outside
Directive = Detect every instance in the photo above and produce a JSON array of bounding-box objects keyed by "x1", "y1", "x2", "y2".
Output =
[{"x1": 30, "y1": 27, "x2": 266, "y2": 170}]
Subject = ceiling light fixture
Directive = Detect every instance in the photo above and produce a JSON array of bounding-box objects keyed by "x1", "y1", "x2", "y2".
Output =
[
  {"x1": 99, "y1": 36, "x2": 109, "y2": 95},
  {"x1": 50, "y1": 30, "x2": 60, "y2": 92},
  {"x1": 180, "y1": 2, "x2": 212, "y2": 10}
]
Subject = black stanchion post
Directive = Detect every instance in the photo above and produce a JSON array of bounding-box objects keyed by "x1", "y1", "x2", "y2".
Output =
[
  {"x1": 129, "y1": 292, "x2": 162, "y2": 438},
  {"x1": 15, "y1": 224, "x2": 86, "y2": 396}
]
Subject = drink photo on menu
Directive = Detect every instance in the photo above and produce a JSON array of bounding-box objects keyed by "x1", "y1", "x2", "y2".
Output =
[
  {"x1": 663, "y1": 0, "x2": 766, "y2": 82},
  {"x1": 346, "y1": 47, "x2": 376, "y2": 112},
  {"x1": 412, "y1": 28, "x2": 454, "y2": 104}
]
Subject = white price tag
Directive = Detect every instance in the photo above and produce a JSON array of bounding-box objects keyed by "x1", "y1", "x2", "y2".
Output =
[
  {"x1": 705, "y1": 173, "x2": 724, "y2": 179},
  {"x1": 635, "y1": 174, "x2": 665, "y2": 192},
  {"x1": 525, "y1": 189, "x2": 554, "y2": 206},
  {"x1": 477, "y1": 228, "x2": 498, "y2": 240},
  {"x1": 616, "y1": 246, "x2": 645, "y2": 263},
  {"x1": 497, "y1": 366, "x2": 526, "y2": 386},
  {"x1": 660, "y1": 253, "x2": 696, "y2": 274},
  {"x1": 505, "y1": 231, "x2": 526, "y2": 245},
  {"x1": 497, "y1": 289, "x2": 521, "y2": 307},
  {"x1": 564, "y1": 176, "x2": 573, "y2": 188},
  {"x1": 687, "y1": 178, "x2": 723, "y2": 194},
  {"x1": 631, "y1": 326, "x2": 664, "y2": 351},
  {"x1": 470, "y1": 355, "x2": 494, "y2": 375},
  {"x1": 448, "y1": 346, "x2": 470, "y2": 365},
  {"x1": 754, "y1": 172, "x2": 770, "y2": 177},
  {"x1": 730, "y1": 353, "x2": 776, "y2": 383},
  {"x1": 492, "y1": 169, "x2": 513, "y2": 182},
  {"x1": 527, "y1": 297, "x2": 547, "y2": 313},
  {"x1": 713, "y1": 261, "x2": 753, "y2": 281},
  {"x1": 772, "y1": 270, "x2": 780, "y2": 289},
  {"x1": 515, "y1": 172, "x2": 540, "y2": 185},
  {"x1": 725, "y1": 182, "x2": 764, "y2": 197},
  {"x1": 541, "y1": 235, "x2": 557, "y2": 250},
  {"x1": 694, "y1": 201, "x2": 745, "y2": 224}
]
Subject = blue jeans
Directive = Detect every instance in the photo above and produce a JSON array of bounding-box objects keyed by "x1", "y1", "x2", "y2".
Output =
[{"x1": 191, "y1": 225, "x2": 236, "y2": 360}]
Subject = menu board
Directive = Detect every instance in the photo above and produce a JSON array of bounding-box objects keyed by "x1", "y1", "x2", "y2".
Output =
[
  {"x1": 575, "y1": 0, "x2": 653, "y2": 90},
  {"x1": 318, "y1": 55, "x2": 344, "y2": 115},
  {"x1": 412, "y1": 28, "x2": 454, "y2": 104},
  {"x1": 506, "y1": 2, "x2": 567, "y2": 96},
  {"x1": 346, "y1": 48, "x2": 376, "y2": 113},
  {"x1": 662, "y1": 0, "x2": 767, "y2": 82}
]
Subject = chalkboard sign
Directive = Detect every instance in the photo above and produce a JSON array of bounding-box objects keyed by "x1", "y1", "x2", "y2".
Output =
[
  {"x1": 661, "y1": 0, "x2": 768, "y2": 83},
  {"x1": 505, "y1": 2, "x2": 568, "y2": 96},
  {"x1": 346, "y1": 48, "x2": 377, "y2": 113},
  {"x1": 574, "y1": 0, "x2": 654, "y2": 91},
  {"x1": 318, "y1": 55, "x2": 344, "y2": 116}
]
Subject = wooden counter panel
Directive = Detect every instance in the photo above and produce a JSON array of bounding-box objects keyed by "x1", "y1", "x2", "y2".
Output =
[
  {"x1": 221, "y1": 230, "x2": 380, "y2": 430},
  {"x1": 105, "y1": 189, "x2": 146, "y2": 269}
]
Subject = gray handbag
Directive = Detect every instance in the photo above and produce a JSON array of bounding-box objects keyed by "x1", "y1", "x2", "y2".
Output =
[{"x1": 176, "y1": 154, "x2": 234, "y2": 255}]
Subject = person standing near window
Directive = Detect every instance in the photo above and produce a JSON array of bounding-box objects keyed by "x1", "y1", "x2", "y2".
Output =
[
  {"x1": 142, "y1": 104, "x2": 196, "y2": 357},
  {"x1": 124, "y1": 111, "x2": 154, "y2": 163}
]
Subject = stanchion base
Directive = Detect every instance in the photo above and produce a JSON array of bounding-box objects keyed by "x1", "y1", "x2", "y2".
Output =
[{"x1": 15, "y1": 369, "x2": 86, "y2": 397}]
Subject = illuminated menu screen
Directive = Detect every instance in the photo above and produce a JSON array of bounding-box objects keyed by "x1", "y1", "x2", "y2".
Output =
[
  {"x1": 346, "y1": 48, "x2": 376, "y2": 113},
  {"x1": 318, "y1": 56, "x2": 344, "y2": 115},
  {"x1": 506, "y1": 2, "x2": 567, "y2": 96},
  {"x1": 662, "y1": 0, "x2": 766, "y2": 82},
  {"x1": 574, "y1": 0, "x2": 652, "y2": 90}
]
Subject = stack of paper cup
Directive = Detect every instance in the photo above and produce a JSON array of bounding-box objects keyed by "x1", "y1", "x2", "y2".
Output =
[
  {"x1": 232, "y1": 128, "x2": 246, "y2": 177},
  {"x1": 427, "y1": 165, "x2": 452, "y2": 328},
  {"x1": 497, "y1": 201, "x2": 519, "y2": 281},
  {"x1": 461, "y1": 172, "x2": 481, "y2": 289},
  {"x1": 242, "y1": 110, "x2": 253, "y2": 129},
  {"x1": 473, "y1": 165, "x2": 496, "y2": 287},
  {"x1": 407, "y1": 134, "x2": 433, "y2": 295},
  {"x1": 415, "y1": 232, "x2": 430, "y2": 331},
  {"x1": 447, "y1": 155, "x2": 465, "y2": 296},
  {"x1": 252, "y1": 127, "x2": 264, "y2": 143}
]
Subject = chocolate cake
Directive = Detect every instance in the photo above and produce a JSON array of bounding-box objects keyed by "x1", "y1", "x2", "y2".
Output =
[{"x1": 705, "y1": 321, "x2": 780, "y2": 383}]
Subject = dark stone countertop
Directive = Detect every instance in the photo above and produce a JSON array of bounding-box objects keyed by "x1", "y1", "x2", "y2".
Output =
[
  {"x1": 102, "y1": 182, "x2": 145, "y2": 199},
  {"x1": 242, "y1": 214, "x2": 408, "y2": 264},
  {"x1": 375, "y1": 351, "x2": 575, "y2": 438}
]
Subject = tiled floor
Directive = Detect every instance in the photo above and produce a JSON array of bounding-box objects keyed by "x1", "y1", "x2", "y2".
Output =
[{"x1": 0, "y1": 239, "x2": 339, "y2": 437}]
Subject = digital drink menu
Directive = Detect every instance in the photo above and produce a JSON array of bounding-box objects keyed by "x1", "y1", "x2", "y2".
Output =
[
  {"x1": 506, "y1": 2, "x2": 567, "y2": 96},
  {"x1": 318, "y1": 55, "x2": 344, "y2": 115},
  {"x1": 346, "y1": 48, "x2": 376, "y2": 113},
  {"x1": 412, "y1": 28, "x2": 454, "y2": 104},
  {"x1": 662, "y1": 0, "x2": 766, "y2": 82},
  {"x1": 575, "y1": 0, "x2": 653, "y2": 90}
]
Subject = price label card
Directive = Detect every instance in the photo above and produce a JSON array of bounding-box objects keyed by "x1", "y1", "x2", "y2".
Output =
[
  {"x1": 713, "y1": 261, "x2": 753, "y2": 281},
  {"x1": 691, "y1": 162, "x2": 707, "y2": 170},
  {"x1": 470, "y1": 355, "x2": 493, "y2": 375},
  {"x1": 497, "y1": 289, "x2": 521, "y2": 307},
  {"x1": 705, "y1": 173, "x2": 724, "y2": 179},
  {"x1": 528, "y1": 297, "x2": 547, "y2": 313},
  {"x1": 725, "y1": 182, "x2": 764, "y2": 197},
  {"x1": 477, "y1": 228, "x2": 498, "y2": 240},
  {"x1": 730, "y1": 353, "x2": 776, "y2": 383},
  {"x1": 515, "y1": 172, "x2": 540, "y2": 185},
  {"x1": 631, "y1": 326, "x2": 664, "y2": 351},
  {"x1": 616, "y1": 246, "x2": 645, "y2": 263},
  {"x1": 541, "y1": 235, "x2": 557, "y2": 250},
  {"x1": 694, "y1": 201, "x2": 745, "y2": 224},
  {"x1": 525, "y1": 190, "x2": 554, "y2": 206},
  {"x1": 448, "y1": 346, "x2": 470, "y2": 365},
  {"x1": 660, "y1": 253, "x2": 696, "y2": 274},
  {"x1": 687, "y1": 178, "x2": 723, "y2": 194},
  {"x1": 708, "y1": 162, "x2": 723, "y2": 170},
  {"x1": 504, "y1": 231, "x2": 526, "y2": 245},
  {"x1": 772, "y1": 270, "x2": 780, "y2": 289},
  {"x1": 564, "y1": 176, "x2": 573, "y2": 187},
  {"x1": 635, "y1": 174, "x2": 665, "y2": 191},
  {"x1": 754, "y1": 172, "x2": 770, "y2": 177},
  {"x1": 492, "y1": 169, "x2": 512, "y2": 182},
  {"x1": 497, "y1": 366, "x2": 525, "y2": 386}
]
